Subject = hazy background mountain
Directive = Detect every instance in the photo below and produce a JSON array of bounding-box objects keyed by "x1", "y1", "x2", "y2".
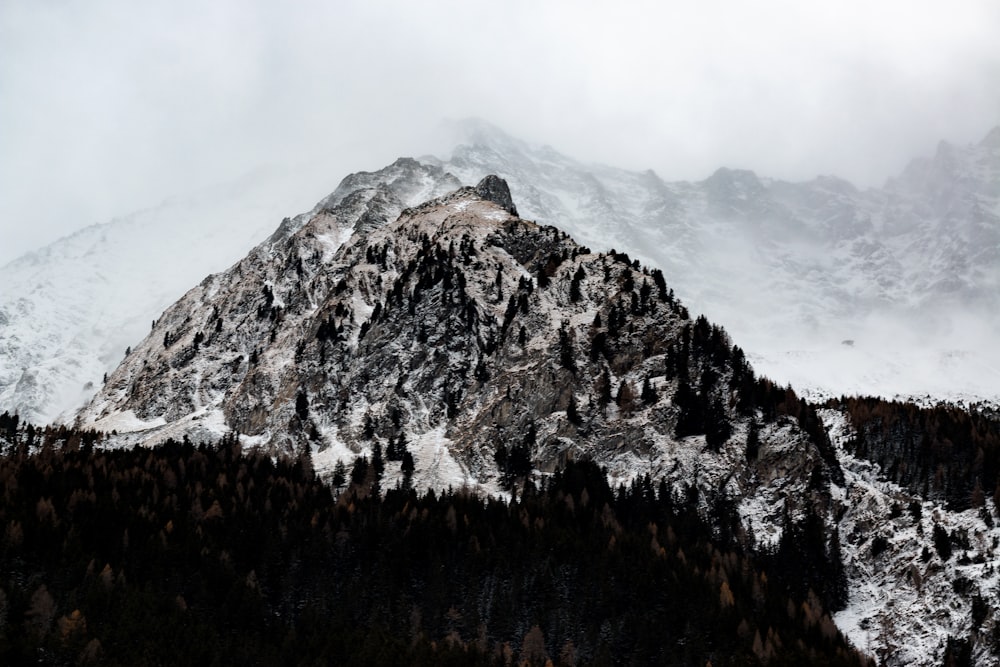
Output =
[
  {"x1": 2, "y1": 121, "x2": 997, "y2": 424},
  {"x1": 428, "y1": 120, "x2": 1000, "y2": 403}
]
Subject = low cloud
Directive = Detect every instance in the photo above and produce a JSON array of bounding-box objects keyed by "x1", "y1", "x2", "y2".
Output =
[{"x1": 1, "y1": 0, "x2": 998, "y2": 264}]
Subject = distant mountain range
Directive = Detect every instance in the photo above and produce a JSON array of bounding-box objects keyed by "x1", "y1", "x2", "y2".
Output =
[
  {"x1": 1, "y1": 120, "x2": 997, "y2": 425},
  {"x1": 428, "y1": 120, "x2": 1000, "y2": 404}
]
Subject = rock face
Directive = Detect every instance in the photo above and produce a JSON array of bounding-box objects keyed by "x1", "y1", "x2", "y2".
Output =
[
  {"x1": 0, "y1": 158, "x2": 461, "y2": 425},
  {"x1": 430, "y1": 120, "x2": 1000, "y2": 403},
  {"x1": 473, "y1": 174, "x2": 518, "y2": 216}
]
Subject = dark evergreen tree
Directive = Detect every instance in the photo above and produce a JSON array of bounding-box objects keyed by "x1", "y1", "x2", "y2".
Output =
[
  {"x1": 536, "y1": 263, "x2": 550, "y2": 288},
  {"x1": 597, "y1": 369, "x2": 613, "y2": 412},
  {"x1": 704, "y1": 397, "x2": 732, "y2": 451},
  {"x1": 933, "y1": 523, "x2": 953, "y2": 561},
  {"x1": 558, "y1": 323, "x2": 576, "y2": 373},
  {"x1": 567, "y1": 393, "x2": 582, "y2": 426},
  {"x1": 401, "y1": 450, "x2": 415, "y2": 488},
  {"x1": 372, "y1": 441, "x2": 385, "y2": 477},
  {"x1": 674, "y1": 377, "x2": 703, "y2": 438},
  {"x1": 640, "y1": 376, "x2": 657, "y2": 405},
  {"x1": 570, "y1": 265, "x2": 585, "y2": 302},
  {"x1": 745, "y1": 418, "x2": 760, "y2": 461},
  {"x1": 295, "y1": 391, "x2": 310, "y2": 422},
  {"x1": 332, "y1": 460, "x2": 347, "y2": 489}
]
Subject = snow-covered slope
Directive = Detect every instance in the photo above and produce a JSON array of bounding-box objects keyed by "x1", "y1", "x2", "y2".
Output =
[
  {"x1": 823, "y1": 408, "x2": 1000, "y2": 666},
  {"x1": 78, "y1": 176, "x2": 837, "y2": 553},
  {"x1": 74, "y1": 172, "x2": 1000, "y2": 665}
]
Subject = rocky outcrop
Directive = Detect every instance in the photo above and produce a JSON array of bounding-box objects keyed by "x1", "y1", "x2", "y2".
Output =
[{"x1": 473, "y1": 174, "x2": 518, "y2": 216}]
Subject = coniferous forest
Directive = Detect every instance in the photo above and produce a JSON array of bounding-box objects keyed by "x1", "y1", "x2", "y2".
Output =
[
  {"x1": 829, "y1": 397, "x2": 1000, "y2": 512},
  {"x1": 0, "y1": 417, "x2": 872, "y2": 666}
]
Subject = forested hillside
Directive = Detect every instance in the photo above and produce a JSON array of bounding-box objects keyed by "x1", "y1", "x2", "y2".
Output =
[
  {"x1": 830, "y1": 397, "x2": 1000, "y2": 511},
  {"x1": 0, "y1": 421, "x2": 870, "y2": 666}
]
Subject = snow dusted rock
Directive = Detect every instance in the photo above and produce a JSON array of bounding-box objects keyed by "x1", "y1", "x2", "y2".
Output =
[
  {"x1": 429, "y1": 120, "x2": 1000, "y2": 404},
  {"x1": 822, "y1": 408, "x2": 1000, "y2": 667},
  {"x1": 473, "y1": 174, "x2": 518, "y2": 216},
  {"x1": 0, "y1": 158, "x2": 461, "y2": 425},
  {"x1": 68, "y1": 159, "x2": 1000, "y2": 665}
]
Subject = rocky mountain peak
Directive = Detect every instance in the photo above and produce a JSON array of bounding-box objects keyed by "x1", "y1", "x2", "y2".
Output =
[
  {"x1": 78, "y1": 174, "x2": 840, "y2": 553},
  {"x1": 473, "y1": 174, "x2": 518, "y2": 216}
]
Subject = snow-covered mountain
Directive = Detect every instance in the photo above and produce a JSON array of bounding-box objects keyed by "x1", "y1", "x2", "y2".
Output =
[
  {"x1": 78, "y1": 172, "x2": 824, "y2": 510},
  {"x1": 2, "y1": 121, "x2": 998, "y2": 425},
  {"x1": 75, "y1": 172, "x2": 1000, "y2": 666},
  {"x1": 823, "y1": 408, "x2": 1000, "y2": 666},
  {"x1": 78, "y1": 171, "x2": 841, "y2": 583}
]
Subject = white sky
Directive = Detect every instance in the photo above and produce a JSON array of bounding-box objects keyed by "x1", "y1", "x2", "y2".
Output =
[{"x1": 2, "y1": 0, "x2": 999, "y2": 265}]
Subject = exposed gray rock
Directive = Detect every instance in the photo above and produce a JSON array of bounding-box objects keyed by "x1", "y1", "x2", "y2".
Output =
[{"x1": 474, "y1": 174, "x2": 518, "y2": 216}]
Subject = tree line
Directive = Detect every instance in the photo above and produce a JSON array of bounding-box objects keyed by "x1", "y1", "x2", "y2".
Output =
[{"x1": 0, "y1": 426, "x2": 870, "y2": 666}]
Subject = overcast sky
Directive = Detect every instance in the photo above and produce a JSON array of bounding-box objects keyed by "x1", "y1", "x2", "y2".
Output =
[{"x1": 2, "y1": 0, "x2": 999, "y2": 265}]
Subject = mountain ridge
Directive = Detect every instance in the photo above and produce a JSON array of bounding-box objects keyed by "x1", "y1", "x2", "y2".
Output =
[{"x1": 2, "y1": 121, "x2": 998, "y2": 425}]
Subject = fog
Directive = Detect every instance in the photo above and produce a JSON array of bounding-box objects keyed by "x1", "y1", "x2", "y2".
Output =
[{"x1": 2, "y1": 0, "x2": 999, "y2": 266}]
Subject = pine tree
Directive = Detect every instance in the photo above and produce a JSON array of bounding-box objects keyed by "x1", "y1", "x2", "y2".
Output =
[
  {"x1": 372, "y1": 441, "x2": 385, "y2": 476},
  {"x1": 617, "y1": 381, "x2": 636, "y2": 417},
  {"x1": 597, "y1": 369, "x2": 612, "y2": 412},
  {"x1": 567, "y1": 393, "x2": 582, "y2": 426},
  {"x1": 295, "y1": 391, "x2": 309, "y2": 422},
  {"x1": 673, "y1": 378, "x2": 702, "y2": 437},
  {"x1": 570, "y1": 265, "x2": 586, "y2": 302},
  {"x1": 641, "y1": 377, "x2": 657, "y2": 405},
  {"x1": 401, "y1": 451, "x2": 415, "y2": 489},
  {"x1": 559, "y1": 323, "x2": 577, "y2": 373},
  {"x1": 745, "y1": 419, "x2": 760, "y2": 461},
  {"x1": 536, "y1": 263, "x2": 550, "y2": 288},
  {"x1": 705, "y1": 397, "x2": 731, "y2": 451},
  {"x1": 332, "y1": 460, "x2": 347, "y2": 489}
]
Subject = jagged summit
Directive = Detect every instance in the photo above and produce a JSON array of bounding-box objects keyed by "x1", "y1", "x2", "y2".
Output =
[
  {"x1": 312, "y1": 156, "x2": 461, "y2": 220},
  {"x1": 473, "y1": 174, "x2": 518, "y2": 216}
]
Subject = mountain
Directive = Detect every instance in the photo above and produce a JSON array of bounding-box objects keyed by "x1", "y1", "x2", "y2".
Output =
[
  {"x1": 2, "y1": 123, "x2": 998, "y2": 425},
  {"x1": 74, "y1": 172, "x2": 1000, "y2": 666},
  {"x1": 78, "y1": 172, "x2": 832, "y2": 520}
]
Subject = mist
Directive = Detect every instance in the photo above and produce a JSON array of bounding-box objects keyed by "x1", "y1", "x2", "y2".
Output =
[{"x1": 2, "y1": 0, "x2": 999, "y2": 266}]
